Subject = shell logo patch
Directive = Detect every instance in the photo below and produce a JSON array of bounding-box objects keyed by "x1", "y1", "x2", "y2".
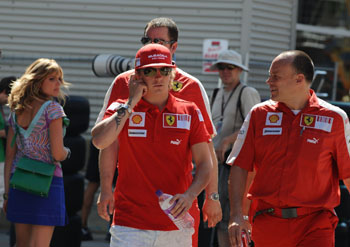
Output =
[
  {"x1": 265, "y1": 112, "x2": 282, "y2": 126},
  {"x1": 163, "y1": 113, "x2": 191, "y2": 130},
  {"x1": 129, "y1": 112, "x2": 145, "y2": 127},
  {"x1": 132, "y1": 115, "x2": 142, "y2": 124},
  {"x1": 172, "y1": 81, "x2": 183, "y2": 92},
  {"x1": 269, "y1": 115, "x2": 279, "y2": 123},
  {"x1": 166, "y1": 115, "x2": 176, "y2": 126}
]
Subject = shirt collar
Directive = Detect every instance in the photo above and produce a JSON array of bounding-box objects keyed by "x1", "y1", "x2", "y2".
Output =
[
  {"x1": 307, "y1": 89, "x2": 319, "y2": 108},
  {"x1": 135, "y1": 93, "x2": 177, "y2": 113},
  {"x1": 275, "y1": 89, "x2": 319, "y2": 112}
]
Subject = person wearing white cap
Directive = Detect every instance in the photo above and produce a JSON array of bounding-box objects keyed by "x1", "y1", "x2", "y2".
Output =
[
  {"x1": 210, "y1": 49, "x2": 260, "y2": 247},
  {"x1": 91, "y1": 44, "x2": 212, "y2": 247}
]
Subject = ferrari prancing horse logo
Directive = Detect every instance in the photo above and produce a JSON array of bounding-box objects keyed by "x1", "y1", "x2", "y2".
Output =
[
  {"x1": 172, "y1": 81, "x2": 183, "y2": 92},
  {"x1": 166, "y1": 115, "x2": 175, "y2": 126},
  {"x1": 303, "y1": 115, "x2": 314, "y2": 126}
]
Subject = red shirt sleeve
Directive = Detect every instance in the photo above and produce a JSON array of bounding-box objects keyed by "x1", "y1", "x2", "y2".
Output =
[
  {"x1": 334, "y1": 114, "x2": 350, "y2": 179},
  {"x1": 103, "y1": 101, "x2": 125, "y2": 120},
  {"x1": 189, "y1": 104, "x2": 211, "y2": 146},
  {"x1": 226, "y1": 109, "x2": 255, "y2": 172}
]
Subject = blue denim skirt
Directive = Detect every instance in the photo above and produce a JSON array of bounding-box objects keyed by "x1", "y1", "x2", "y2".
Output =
[{"x1": 7, "y1": 176, "x2": 67, "y2": 226}]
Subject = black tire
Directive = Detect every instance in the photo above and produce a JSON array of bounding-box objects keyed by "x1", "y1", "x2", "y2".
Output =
[
  {"x1": 51, "y1": 214, "x2": 82, "y2": 247},
  {"x1": 63, "y1": 173, "x2": 84, "y2": 217},
  {"x1": 61, "y1": 135, "x2": 86, "y2": 175},
  {"x1": 64, "y1": 95, "x2": 90, "y2": 136}
]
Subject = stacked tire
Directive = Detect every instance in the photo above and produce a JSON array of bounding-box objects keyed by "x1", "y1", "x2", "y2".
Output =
[{"x1": 51, "y1": 95, "x2": 90, "y2": 247}]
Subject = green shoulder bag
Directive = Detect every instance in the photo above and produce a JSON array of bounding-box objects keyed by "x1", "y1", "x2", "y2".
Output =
[{"x1": 10, "y1": 157, "x2": 55, "y2": 197}]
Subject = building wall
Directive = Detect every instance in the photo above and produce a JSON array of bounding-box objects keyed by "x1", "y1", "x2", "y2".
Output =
[{"x1": 0, "y1": 0, "x2": 297, "y2": 133}]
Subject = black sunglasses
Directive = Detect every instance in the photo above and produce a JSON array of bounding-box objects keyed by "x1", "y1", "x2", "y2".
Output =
[
  {"x1": 140, "y1": 36, "x2": 176, "y2": 45},
  {"x1": 141, "y1": 67, "x2": 172, "y2": 77},
  {"x1": 217, "y1": 64, "x2": 237, "y2": 70}
]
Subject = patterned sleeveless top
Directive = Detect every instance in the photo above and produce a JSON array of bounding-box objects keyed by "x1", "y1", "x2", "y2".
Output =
[{"x1": 9, "y1": 101, "x2": 66, "y2": 177}]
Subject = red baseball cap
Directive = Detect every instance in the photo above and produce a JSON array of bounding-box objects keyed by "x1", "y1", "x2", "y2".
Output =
[{"x1": 134, "y1": 44, "x2": 176, "y2": 70}]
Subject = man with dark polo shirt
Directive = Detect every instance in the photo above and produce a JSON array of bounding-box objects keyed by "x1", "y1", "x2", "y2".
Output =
[{"x1": 92, "y1": 44, "x2": 212, "y2": 247}]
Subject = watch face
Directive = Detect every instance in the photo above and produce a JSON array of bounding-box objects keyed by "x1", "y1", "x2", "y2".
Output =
[
  {"x1": 117, "y1": 104, "x2": 131, "y2": 114},
  {"x1": 210, "y1": 193, "x2": 219, "y2": 201}
]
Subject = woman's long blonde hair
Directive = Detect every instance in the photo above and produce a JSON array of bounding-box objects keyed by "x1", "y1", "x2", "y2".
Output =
[{"x1": 8, "y1": 58, "x2": 69, "y2": 113}]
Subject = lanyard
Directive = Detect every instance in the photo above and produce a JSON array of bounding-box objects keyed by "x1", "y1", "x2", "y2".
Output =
[{"x1": 220, "y1": 83, "x2": 240, "y2": 119}]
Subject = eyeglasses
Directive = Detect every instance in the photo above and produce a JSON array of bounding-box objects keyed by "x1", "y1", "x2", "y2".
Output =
[
  {"x1": 140, "y1": 36, "x2": 176, "y2": 45},
  {"x1": 217, "y1": 64, "x2": 237, "y2": 70},
  {"x1": 141, "y1": 67, "x2": 172, "y2": 77}
]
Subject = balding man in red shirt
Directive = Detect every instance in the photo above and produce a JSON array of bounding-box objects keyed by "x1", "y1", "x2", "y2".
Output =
[{"x1": 227, "y1": 50, "x2": 350, "y2": 247}]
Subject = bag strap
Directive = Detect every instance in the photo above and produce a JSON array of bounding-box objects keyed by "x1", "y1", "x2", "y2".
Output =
[
  {"x1": 210, "y1": 88, "x2": 219, "y2": 109},
  {"x1": 230, "y1": 84, "x2": 247, "y2": 135},
  {"x1": 237, "y1": 85, "x2": 247, "y2": 121},
  {"x1": 11, "y1": 100, "x2": 52, "y2": 147},
  {"x1": 11, "y1": 117, "x2": 20, "y2": 148}
]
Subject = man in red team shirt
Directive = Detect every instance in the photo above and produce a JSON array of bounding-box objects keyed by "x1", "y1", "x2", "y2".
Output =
[
  {"x1": 227, "y1": 50, "x2": 350, "y2": 247},
  {"x1": 92, "y1": 44, "x2": 212, "y2": 247},
  {"x1": 96, "y1": 17, "x2": 222, "y2": 247}
]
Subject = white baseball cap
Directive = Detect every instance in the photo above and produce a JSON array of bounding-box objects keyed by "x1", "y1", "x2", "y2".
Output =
[{"x1": 210, "y1": 50, "x2": 249, "y2": 71}]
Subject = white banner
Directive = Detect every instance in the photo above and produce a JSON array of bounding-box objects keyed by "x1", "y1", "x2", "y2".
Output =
[{"x1": 202, "y1": 39, "x2": 228, "y2": 74}]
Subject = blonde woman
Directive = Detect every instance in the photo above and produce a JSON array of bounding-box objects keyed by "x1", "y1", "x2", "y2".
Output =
[{"x1": 3, "y1": 58, "x2": 70, "y2": 247}]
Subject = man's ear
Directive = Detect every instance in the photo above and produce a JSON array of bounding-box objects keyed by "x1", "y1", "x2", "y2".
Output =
[
  {"x1": 170, "y1": 42, "x2": 178, "y2": 55},
  {"x1": 296, "y1": 74, "x2": 305, "y2": 84}
]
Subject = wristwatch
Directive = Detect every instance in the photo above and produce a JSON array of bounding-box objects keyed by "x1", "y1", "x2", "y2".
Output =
[
  {"x1": 117, "y1": 104, "x2": 132, "y2": 114},
  {"x1": 209, "y1": 192, "x2": 220, "y2": 201}
]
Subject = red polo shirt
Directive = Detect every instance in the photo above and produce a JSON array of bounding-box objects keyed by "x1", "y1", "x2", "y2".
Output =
[
  {"x1": 227, "y1": 90, "x2": 350, "y2": 209},
  {"x1": 98, "y1": 68, "x2": 216, "y2": 137},
  {"x1": 105, "y1": 94, "x2": 211, "y2": 230}
]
